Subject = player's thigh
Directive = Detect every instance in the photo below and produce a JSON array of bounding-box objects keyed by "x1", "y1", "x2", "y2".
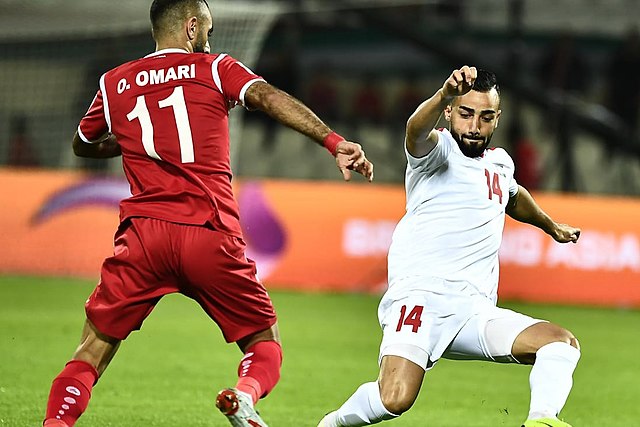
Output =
[
  {"x1": 179, "y1": 227, "x2": 277, "y2": 344},
  {"x1": 86, "y1": 218, "x2": 179, "y2": 340},
  {"x1": 444, "y1": 305, "x2": 544, "y2": 363}
]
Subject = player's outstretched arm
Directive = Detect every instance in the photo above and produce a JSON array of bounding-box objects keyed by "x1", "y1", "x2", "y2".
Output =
[
  {"x1": 406, "y1": 65, "x2": 477, "y2": 157},
  {"x1": 72, "y1": 132, "x2": 121, "y2": 159},
  {"x1": 506, "y1": 185, "x2": 581, "y2": 243},
  {"x1": 244, "y1": 81, "x2": 373, "y2": 182}
]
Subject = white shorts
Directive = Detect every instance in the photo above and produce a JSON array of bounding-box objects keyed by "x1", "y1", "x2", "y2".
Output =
[{"x1": 378, "y1": 277, "x2": 543, "y2": 370}]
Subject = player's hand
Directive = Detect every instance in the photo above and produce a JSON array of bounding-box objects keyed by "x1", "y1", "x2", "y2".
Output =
[
  {"x1": 442, "y1": 65, "x2": 477, "y2": 98},
  {"x1": 551, "y1": 223, "x2": 581, "y2": 243},
  {"x1": 335, "y1": 140, "x2": 374, "y2": 182}
]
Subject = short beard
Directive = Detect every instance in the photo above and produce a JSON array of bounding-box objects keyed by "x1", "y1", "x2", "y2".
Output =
[
  {"x1": 193, "y1": 36, "x2": 209, "y2": 53},
  {"x1": 194, "y1": 38, "x2": 207, "y2": 53},
  {"x1": 450, "y1": 130, "x2": 492, "y2": 158}
]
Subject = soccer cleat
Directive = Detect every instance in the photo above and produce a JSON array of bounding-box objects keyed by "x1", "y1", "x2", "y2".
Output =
[
  {"x1": 216, "y1": 388, "x2": 268, "y2": 427},
  {"x1": 522, "y1": 417, "x2": 573, "y2": 427},
  {"x1": 317, "y1": 415, "x2": 329, "y2": 427}
]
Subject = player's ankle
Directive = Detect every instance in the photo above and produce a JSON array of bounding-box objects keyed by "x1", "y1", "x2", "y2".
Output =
[{"x1": 528, "y1": 412, "x2": 557, "y2": 420}]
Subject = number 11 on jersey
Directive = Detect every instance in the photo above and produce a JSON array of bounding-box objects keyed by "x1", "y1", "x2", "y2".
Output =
[{"x1": 126, "y1": 86, "x2": 195, "y2": 163}]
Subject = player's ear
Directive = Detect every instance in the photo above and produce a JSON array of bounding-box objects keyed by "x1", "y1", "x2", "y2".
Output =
[
  {"x1": 186, "y1": 16, "x2": 198, "y2": 41},
  {"x1": 494, "y1": 109, "x2": 502, "y2": 128}
]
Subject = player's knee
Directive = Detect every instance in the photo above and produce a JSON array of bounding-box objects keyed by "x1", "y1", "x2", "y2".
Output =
[
  {"x1": 72, "y1": 320, "x2": 121, "y2": 375},
  {"x1": 569, "y1": 335, "x2": 580, "y2": 350},
  {"x1": 555, "y1": 328, "x2": 578, "y2": 348},
  {"x1": 379, "y1": 383, "x2": 418, "y2": 415},
  {"x1": 237, "y1": 325, "x2": 281, "y2": 353},
  {"x1": 541, "y1": 327, "x2": 579, "y2": 352}
]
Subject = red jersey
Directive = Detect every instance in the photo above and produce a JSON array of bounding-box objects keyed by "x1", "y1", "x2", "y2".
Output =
[{"x1": 78, "y1": 48, "x2": 264, "y2": 236}]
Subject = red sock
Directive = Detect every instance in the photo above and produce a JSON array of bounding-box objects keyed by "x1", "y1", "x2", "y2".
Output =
[
  {"x1": 235, "y1": 341, "x2": 282, "y2": 404},
  {"x1": 44, "y1": 360, "x2": 98, "y2": 427}
]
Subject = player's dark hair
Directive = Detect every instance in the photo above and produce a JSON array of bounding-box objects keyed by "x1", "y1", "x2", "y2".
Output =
[
  {"x1": 472, "y1": 69, "x2": 500, "y2": 95},
  {"x1": 150, "y1": 0, "x2": 209, "y2": 38}
]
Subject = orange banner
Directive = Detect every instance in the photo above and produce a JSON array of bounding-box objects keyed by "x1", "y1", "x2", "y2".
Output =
[
  {"x1": 499, "y1": 194, "x2": 640, "y2": 307},
  {"x1": 1, "y1": 169, "x2": 639, "y2": 307},
  {"x1": 238, "y1": 180, "x2": 402, "y2": 293},
  {"x1": 0, "y1": 169, "x2": 121, "y2": 278}
]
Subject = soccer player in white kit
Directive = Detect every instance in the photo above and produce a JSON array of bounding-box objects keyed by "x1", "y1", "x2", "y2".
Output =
[{"x1": 318, "y1": 67, "x2": 581, "y2": 427}]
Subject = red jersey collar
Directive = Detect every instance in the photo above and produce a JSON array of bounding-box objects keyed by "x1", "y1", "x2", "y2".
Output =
[{"x1": 145, "y1": 48, "x2": 189, "y2": 58}]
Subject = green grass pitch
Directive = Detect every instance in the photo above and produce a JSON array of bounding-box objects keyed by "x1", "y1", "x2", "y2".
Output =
[{"x1": 0, "y1": 276, "x2": 637, "y2": 426}]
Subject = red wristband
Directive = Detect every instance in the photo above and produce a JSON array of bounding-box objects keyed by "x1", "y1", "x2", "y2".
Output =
[{"x1": 322, "y1": 131, "x2": 345, "y2": 156}]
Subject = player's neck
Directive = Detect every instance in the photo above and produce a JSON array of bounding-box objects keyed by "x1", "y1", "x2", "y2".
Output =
[{"x1": 155, "y1": 39, "x2": 191, "y2": 54}]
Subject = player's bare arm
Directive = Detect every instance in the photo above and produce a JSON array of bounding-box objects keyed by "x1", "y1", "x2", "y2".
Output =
[
  {"x1": 72, "y1": 131, "x2": 121, "y2": 158},
  {"x1": 506, "y1": 185, "x2": 581, "y2": 243},
  {"x1": 244, "y1": 81, "x2": 373, "y2": 182},
  {"x1": 406, "y1": 65, "x2": 477, "y2": 157}
]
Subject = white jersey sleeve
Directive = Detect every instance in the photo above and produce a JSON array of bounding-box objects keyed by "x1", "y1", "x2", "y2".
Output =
[{"x1": 405, "y1": 129, "x2": 454, "y2": 176}]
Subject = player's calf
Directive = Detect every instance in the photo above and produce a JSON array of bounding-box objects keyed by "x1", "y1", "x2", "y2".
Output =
[
  {"x1": 43, "y1": 360, "x2": 98, "y2": 427},
  {"x1": 378, "y1": 355, "x2": 423, "y2": 415}
]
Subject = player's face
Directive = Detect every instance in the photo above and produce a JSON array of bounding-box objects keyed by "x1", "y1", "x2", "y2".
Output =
[
  {"x1": 194, "y1": 10, "x2": 212, "y2": 53},
  {"x1": 446, "y1": 89, "x2": 501, "y2": 158}
]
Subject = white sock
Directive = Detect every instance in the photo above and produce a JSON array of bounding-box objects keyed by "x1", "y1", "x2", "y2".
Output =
[
  {"x1": 528, "y1": 342, "x2": 580, "y2": 420},
  {"x1": 324, "y1": 382, "x2": 398, "y2": 426}
]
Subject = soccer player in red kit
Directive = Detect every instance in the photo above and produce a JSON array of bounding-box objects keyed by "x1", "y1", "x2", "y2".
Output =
[{"x1": 42, "y1": 1, "x2": 374, "y2": 426}]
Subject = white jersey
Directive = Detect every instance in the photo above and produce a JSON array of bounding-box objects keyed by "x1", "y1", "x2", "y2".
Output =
[{"x1": 387, "y1": 128, "x2": 519, "y2": 299}]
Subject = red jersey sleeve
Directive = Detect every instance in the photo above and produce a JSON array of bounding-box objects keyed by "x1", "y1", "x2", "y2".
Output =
[
  {"x1": 78, "y1": 84, "x2": 109, "y2": 143},
  {"x1": 211, "y1": 54, "x2": 264, "y2": 108}
]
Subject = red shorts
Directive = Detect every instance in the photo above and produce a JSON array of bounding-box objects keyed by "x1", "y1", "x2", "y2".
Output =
[{"x1": 86, "y1": 217, "x2": 277, "y2": 342}]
